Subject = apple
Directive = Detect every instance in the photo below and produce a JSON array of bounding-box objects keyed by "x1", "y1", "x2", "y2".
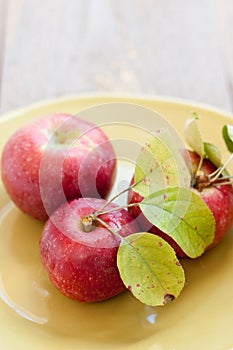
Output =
[
  {"x1": 128, "y1": 150, "x2": 233, "y2": 257},
  {"x1": 39, "y1": 197, "x2": 139, "y2": 302},
  {"x1": 1, "y1": 113, "x2": 116, "y2": 221}
]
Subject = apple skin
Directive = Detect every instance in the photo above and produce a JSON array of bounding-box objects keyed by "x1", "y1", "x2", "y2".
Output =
[
  {"x1": 1, "y1": 114, "x2": 116, "y2": 221},
  {"x1": 128, "y1": 151, "x2": 233, "y2": 258},
  {"x1": 39, "y1": 197, "x2": 139, "y2": 303}
]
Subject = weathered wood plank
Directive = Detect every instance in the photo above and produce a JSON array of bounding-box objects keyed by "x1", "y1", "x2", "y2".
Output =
[
  {"x1": 0, "y1": 0, "x2": 93, "y2": 113},
  {"x1": 215, "y1": 0, "x2": 233, "y2": 111},
  {"x1": 0, "y1": 0, "x2": 8, "y2": 110},
  {"x1": 0, "y1": 0, "x2": 232, "y2": 114}
]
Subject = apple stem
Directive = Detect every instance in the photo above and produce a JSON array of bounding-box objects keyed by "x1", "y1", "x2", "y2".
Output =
[{"x1": 82, "y1": 214, "x2": 96, "y2": 233}]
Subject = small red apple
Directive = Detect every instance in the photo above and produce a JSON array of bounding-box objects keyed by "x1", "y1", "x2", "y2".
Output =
[
  {"x1": 1, "y1": 114, "x2": 116, "y2": 221},
  {"x1": 128, "y1": 150, "x2": 233, "y2": 257},
  {"x1": 39, "y1": 197, "x2": 139, "y2": 302}
]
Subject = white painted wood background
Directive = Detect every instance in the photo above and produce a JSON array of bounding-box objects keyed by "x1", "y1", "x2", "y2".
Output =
[{"x1": 0, "y1": 0, "x2": 232, "y2": 115}]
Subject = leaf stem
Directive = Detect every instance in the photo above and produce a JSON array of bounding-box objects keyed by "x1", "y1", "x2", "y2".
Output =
[
  {"x1": 196, "y1": 156, "x2": 204, "y2": 175},
  {"x1": 96, "y1": 202, "x2": 140, "y2": 217},
  {"x1": 191, "y1": 156, "x2": 204, "y2": 187},
  {"x1": 216, "y1": 175, "x2": 233, "y2": 181},
  {"x1": 208, "y1": 166, "x2": 222, "y2": 179},
  {"x1": 212, "y1": 180, "x2": 233, "y2": 187},
  {"x1": 94, "y1": 216, "x2": 126, "y2": 242},
  {"x1": 95, "y1": 180, "x2": 142, "y2": 215},
  {"x1": 209, "y1": 153, "x2": 233, "y2": 183}
]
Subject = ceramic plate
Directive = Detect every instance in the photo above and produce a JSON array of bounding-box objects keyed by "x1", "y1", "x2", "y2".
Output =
[{"x1": 0, "y1": 95, "x2": 233, "y2": 350}]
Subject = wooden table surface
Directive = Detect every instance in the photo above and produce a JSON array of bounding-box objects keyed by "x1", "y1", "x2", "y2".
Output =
[{"x1": 0, "y1": 0, "x2": 232, "y2": 115}]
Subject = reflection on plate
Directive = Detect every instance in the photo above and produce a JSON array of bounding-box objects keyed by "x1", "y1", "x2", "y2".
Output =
[{"x1": 0, "y1": 95, "x2": 233, "y2": 350}]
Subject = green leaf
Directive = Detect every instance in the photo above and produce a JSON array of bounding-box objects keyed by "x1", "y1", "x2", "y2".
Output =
[
  {"x1": 184, "y1": 113, "x2": 205, "y2": 157},
  {"x1": 139, "y1": 187, "x2": 215, "y2": 258},
  {"x1": 117, "y1": 232, "x2": 185, "y2": 306},
  {"x1": 222, "y1": 125, "x2": 233, "y2": 153},
  {"x1": 204, "y1": 142, "x2": 222, "y2": 168},
  {"x1": 134, "y1": 129, "x2": 190, "y2": 197}
]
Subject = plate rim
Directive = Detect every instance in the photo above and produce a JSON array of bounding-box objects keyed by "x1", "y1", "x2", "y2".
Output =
[
  {"x1": 0, "y1": 93, "x2": 233, "y2": 350},
  {"x1": 1, "y1": 93, "x2": 233, "y2": 123}
]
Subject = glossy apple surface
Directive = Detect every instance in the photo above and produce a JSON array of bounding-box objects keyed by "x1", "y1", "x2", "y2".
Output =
[
  {"x1": 39, "y1": 197, "x2": 139, "y2": 302},
  {"x1": 1, "y1": 114, "x2": 116, "y2": 221},
  {"x1": 128, "y1": 151, "x2": 233, "y2": 257}
]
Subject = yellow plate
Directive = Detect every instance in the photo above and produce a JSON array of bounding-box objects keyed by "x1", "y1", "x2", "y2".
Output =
[{"x1": 0, "y1": 95, "x2": 233, "y2": 350}]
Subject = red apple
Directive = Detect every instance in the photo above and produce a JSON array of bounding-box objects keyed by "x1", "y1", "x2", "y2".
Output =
[
  {"x1": 39, "y1": 197, "x2": 139, "y2": 302},
  {"x1": 128, "y1": 151, "x2": 233, "y2": 257},
  {"x1": 1, "y1": 113, "x2": 116, "y2": 221}
]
